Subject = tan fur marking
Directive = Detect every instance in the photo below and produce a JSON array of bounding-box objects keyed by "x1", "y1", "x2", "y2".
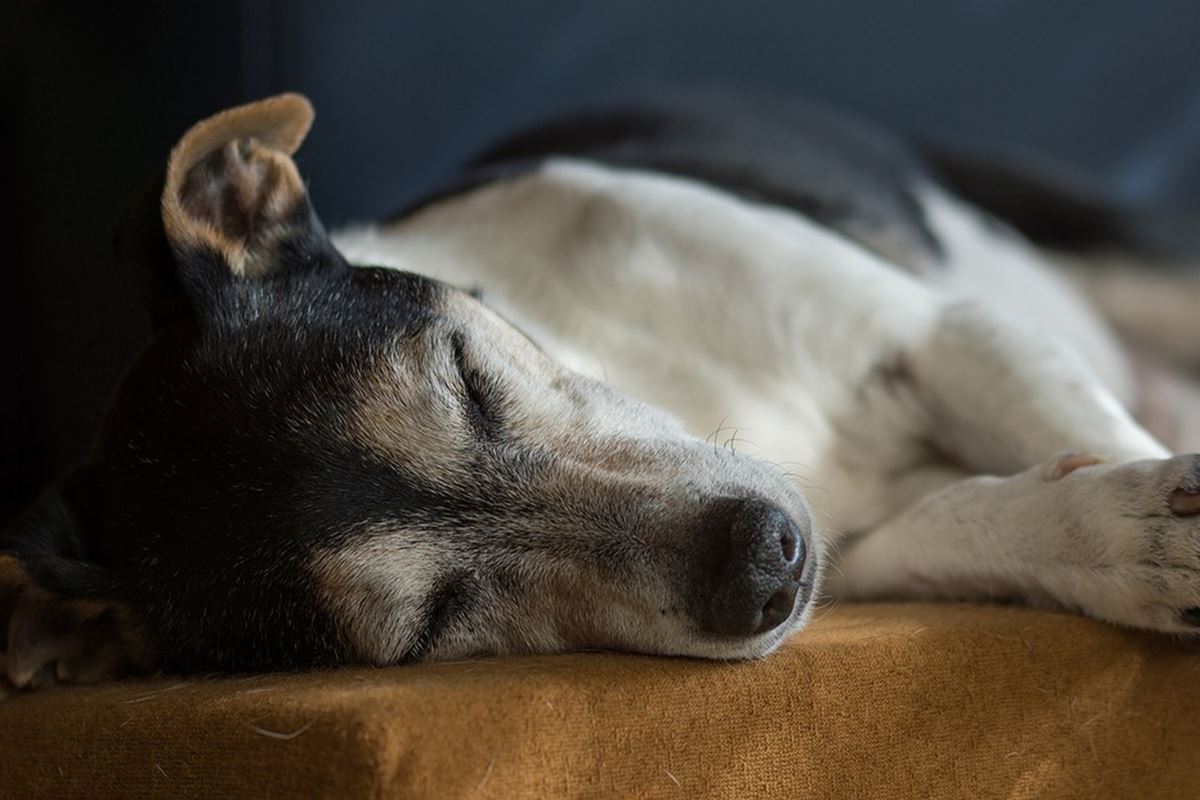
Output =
[
  {"x1": 311, "y1": 523, "x2": 464, "y2": 664},
  {"x1": 346, "y1": 289, "x2": 559, "y2": 477},
  {"x1": 161, "y1": 93, "x2": 313, "y2": 277},
  {"x1": 0, "y1": 554, "x2": 29, "y2": 587},
  {"x1": 347, "y1": 332, "x2": 472, "y2": 483}
]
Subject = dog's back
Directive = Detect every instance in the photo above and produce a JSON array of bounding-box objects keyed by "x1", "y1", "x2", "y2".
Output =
[{"x1": 335, "y1": 91, "x2": 1199, "y2": 525}]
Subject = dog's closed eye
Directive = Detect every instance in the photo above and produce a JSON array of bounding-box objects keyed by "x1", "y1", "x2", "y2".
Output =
[{"x1": 450, "y1": 332, "x2": 502, "y2": 439}]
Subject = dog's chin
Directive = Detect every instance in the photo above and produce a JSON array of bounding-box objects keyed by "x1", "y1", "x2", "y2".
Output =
[
  {"x1": 650, "y1": 576, "x2": 820, "y2": 663},
  {"x1": 726, "y1": 583, "x2": 818, "y2": 660}
]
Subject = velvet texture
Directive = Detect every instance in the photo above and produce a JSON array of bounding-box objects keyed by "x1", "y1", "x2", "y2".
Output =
[{"x1": 2, "y1": 603, "x2": 1196, "y2": 799}]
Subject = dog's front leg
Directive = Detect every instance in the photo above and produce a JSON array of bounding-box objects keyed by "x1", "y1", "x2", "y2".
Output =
[
  {"x1": 905, "y1": 300, "x2": 1167, "y2": 473},
  {"x1": 835, "y1": 452, "x2": 1200, "y2": 634},
  {"x1": 828, "y1": 299, "x2": 1200, "y2": 632}
]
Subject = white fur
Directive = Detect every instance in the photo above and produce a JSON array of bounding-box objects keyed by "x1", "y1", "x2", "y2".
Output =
[
  {"x1": 333, "y1": 157, "x2": 1197, "y2": 636},
  {"x1": 835, "y1": 454, "x2": 1200, "y2": 635},
  {"x1": 336, "y1": 160, "x2": 940, "y2": 530},
  {"x1": 918, "y1": 188, "x2": 1136, "y2": 405}
]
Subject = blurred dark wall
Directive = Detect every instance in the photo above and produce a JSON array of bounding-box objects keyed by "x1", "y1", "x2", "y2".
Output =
[{"x1": 4, "y1": 0, "x2": 1200, "y2": 520}]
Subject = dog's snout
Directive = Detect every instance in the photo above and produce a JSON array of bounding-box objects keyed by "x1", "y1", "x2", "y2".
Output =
[{"x1": 694, "y1": 498, "x2": 810, "y2": 638}]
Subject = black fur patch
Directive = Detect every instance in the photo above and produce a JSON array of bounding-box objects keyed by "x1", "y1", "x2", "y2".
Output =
[
  {"x1": 85, "y1": 264, "x2": 454, "y2": 672},
  {"x1": 921, "y1": 144, "x2": 1200, "y2": 265},
  {"x1": 396, "y1": 92, "x2": 947, "y2": 273},
  {"x1": 20, "y1": 170, "x2": 481, "y2": 672}
]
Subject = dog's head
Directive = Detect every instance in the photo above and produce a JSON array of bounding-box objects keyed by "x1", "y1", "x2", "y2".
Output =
[{"x1": 1, "y1": 95, "x2": 821, "y2": 681}]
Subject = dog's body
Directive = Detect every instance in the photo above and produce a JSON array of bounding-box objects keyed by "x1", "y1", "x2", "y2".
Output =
[{"x1": 4, "y1": 93, "x2": 1200, "y2": 688}]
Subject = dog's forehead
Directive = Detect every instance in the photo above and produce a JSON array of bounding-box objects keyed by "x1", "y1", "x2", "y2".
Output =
[
  {"x1": 91, "y1": 273, "x2": 494, "y2": 561},
  {"x1": 103, "y1": 266, "x2": 456, "y2": 484},
  {"x1": 202, "y1": 267, "x2": 465, "y2": 447},
  {"x1": 212, "y1": 265, "x2": 447, "y2": 348}
]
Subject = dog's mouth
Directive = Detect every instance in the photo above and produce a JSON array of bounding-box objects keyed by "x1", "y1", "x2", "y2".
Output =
[
  {"x1": 750, "y1": 551, "x2": 822, "y2": 648},
  {"x1": 724, "y1": 580, "x2": 819, "y2": 659}
]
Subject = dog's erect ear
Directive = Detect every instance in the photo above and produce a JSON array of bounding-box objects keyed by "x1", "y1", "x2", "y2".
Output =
[
  {"x1": 115, "y1": 94, "x2": 342, "y2": 328},
  {"x1": 160, "y1": 93, "x2": 336, "y2": 281}
]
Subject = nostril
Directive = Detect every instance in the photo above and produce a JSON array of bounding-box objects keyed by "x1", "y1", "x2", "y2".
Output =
[
  {"x1": 780, "y1": 528, "x2": 797, "y2": 564},
  {"x1": 756, "y1": 585, "x2": 798, "y2": 634}
]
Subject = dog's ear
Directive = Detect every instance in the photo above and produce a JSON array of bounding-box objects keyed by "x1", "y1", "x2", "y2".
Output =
[
  {"x1": 161, "y1": 92, "x2": 323, "y2": 280},
  {"x1": 115, "y1": 93, "x2": 344, "y2": 326},
  {"x1": 1, "y1": 487, "x2": 149, "y2": 692}
]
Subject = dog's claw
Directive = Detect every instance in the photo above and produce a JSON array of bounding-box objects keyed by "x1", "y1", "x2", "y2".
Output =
[{"x1": 1169, "y1": 487, "x2": 1200, "y2": 517}]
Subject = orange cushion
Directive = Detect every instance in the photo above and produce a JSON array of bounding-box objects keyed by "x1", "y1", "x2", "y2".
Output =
[{"x1": 1, "y1": 603, "x2": 1196, "y2": 799}]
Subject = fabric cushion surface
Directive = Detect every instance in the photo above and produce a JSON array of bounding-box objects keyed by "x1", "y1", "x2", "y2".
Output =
[{"x1": 2, "y1": 602, "x2": 1197, "y2": 799}]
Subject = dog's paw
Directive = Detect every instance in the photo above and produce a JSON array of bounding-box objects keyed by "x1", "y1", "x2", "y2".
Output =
[
  {"x1": 1048, "y1": 453, "x2": 1200, "y2": 635},
  {"x1": 0, "y1": 556, "x2": 146, "y2": 694}
]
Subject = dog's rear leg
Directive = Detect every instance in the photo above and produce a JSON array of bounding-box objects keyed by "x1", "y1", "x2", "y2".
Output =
[
  {"x1": 1063, "y1": 263, "x2": 1200, "y2": 368},
  {"x1": 921, "y1": 142, "x2": 1200, "y2": 368},
  {"x1": 833, "y1": 301, "x2": 1199, "y2": 632}
]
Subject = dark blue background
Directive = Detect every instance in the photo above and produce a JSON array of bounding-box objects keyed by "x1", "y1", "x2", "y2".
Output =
[{"x1": 4, "y1": 0, "x2": 1200, "y2": 518}]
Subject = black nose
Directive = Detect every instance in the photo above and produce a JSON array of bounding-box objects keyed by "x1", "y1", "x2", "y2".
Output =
[{"x1": 694, "y1": 498, "x2": 809, "y2": 637}]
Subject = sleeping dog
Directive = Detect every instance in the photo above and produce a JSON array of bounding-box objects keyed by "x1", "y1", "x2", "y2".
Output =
[{"x1": 4, "y1": 92, "x2": 1200, "y2": 689}]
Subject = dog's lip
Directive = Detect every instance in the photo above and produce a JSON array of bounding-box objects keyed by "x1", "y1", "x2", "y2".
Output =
[{"x1": 755, "y1": 579, "x2": 815, "y2": 647}]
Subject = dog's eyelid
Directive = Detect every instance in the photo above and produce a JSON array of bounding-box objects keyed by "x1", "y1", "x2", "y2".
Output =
[
  {"x1": 448, "y1": 330, "x2": 469, "y2": 368},
  {"x1": 449, "y1": 332, "x2": 480, "y2": 383},
  {"x1": 449, "y1": 332, "x2": 501, "y2": 437}
]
